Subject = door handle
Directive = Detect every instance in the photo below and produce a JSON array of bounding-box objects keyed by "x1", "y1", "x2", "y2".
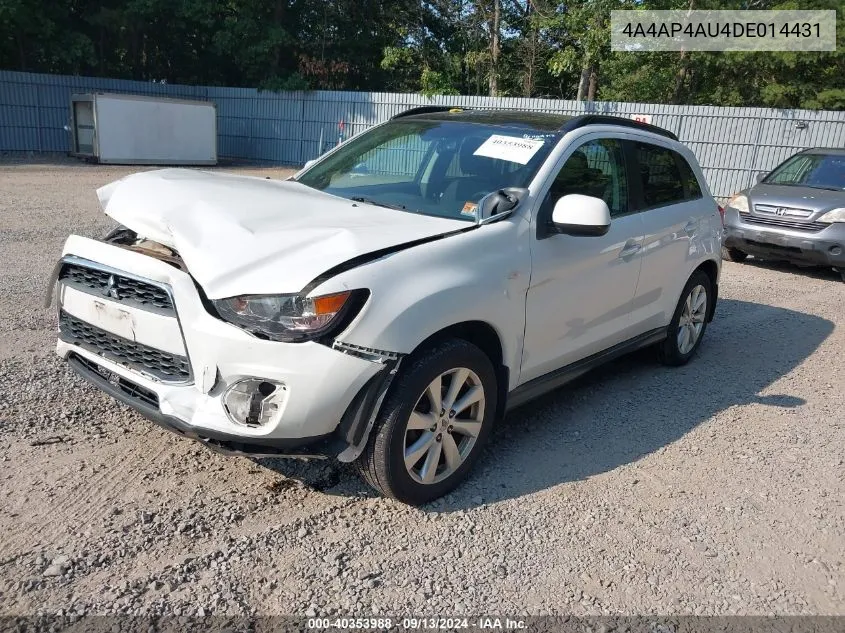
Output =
[{"x1": 618, "y1": 240, "x2": 642, "y2": 259}]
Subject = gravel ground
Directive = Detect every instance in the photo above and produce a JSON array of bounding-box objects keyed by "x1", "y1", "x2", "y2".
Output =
[{"x1": 0, "y1": 160, "x2": 843, "y2": 618}]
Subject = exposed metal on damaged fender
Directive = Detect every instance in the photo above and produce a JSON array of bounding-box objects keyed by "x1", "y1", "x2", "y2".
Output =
[{"x1": 332, "y1": 341, "x2": 404, "y2": 463}]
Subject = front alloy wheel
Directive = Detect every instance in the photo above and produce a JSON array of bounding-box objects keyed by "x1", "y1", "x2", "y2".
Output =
[
  {"x1": 356, "y1": 339, "x2": 497, "y2": 505},
  {"x1": 404, "y1": 368, "x2": 485, "y2": 485}
]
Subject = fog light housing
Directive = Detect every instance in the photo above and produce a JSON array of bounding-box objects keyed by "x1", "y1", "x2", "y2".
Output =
[{"x1": 223, "y1": 379, "x2": 287, "y2": 428}]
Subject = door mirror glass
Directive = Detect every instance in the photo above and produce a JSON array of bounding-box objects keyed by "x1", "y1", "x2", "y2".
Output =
[{"x1": 551, "y1": 194, "x2": 611, "y2": 236}]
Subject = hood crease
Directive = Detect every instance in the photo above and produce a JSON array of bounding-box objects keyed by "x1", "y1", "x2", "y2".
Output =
[{"x1": 97, "y1": 168, "x2": 469, "y2": 298}]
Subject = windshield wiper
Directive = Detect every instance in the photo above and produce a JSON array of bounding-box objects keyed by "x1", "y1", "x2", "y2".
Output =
[
  {"x1": 350, "y1": 196, "x2": 407, "y2": 211},
  {"x1": 804, "y1": 185, "x2": 843, "y2": 192},
  {"x1": 770, "y1": 182, "x2": 844, "y2": 191}
]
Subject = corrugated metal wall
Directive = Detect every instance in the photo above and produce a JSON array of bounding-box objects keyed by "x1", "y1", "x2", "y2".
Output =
[{"x1": 2, "y1": 70, "x2": 845, "y2": 199}]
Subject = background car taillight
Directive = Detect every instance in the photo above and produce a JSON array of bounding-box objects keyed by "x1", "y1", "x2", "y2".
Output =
[{"x1": 717, "y1": 204, "x2": 725, "y2": 226}]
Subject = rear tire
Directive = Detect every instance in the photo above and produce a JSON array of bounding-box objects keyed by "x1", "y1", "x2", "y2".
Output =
[
  {"x1": 355, "y1": 339, "x2": 497, "y2": 505},
  {"x1": 658, "y1": 270, "x2": 713, "y2": 367},
  {"x1": 722, "y1": 246, "x2": 748, "y2": 263}
]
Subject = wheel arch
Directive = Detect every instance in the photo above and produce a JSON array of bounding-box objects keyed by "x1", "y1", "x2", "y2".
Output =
[
  {"x1": 336, "y1": 319, "x2": 513, "y2": 461},
  {"x1": 408, "y1": 320, "x2": 510, "y2": 422}
]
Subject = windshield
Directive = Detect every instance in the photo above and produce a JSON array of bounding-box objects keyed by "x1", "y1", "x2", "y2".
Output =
[
  {"x1": 763, "y1": 152, "x2": 845, "y2": 191},
  {"x1": 296, "y1": 119, "x2": 560, "y2": 221}
]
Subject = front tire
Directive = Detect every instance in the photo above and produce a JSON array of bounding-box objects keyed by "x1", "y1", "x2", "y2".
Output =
[
  {"x1": 658, "y1": 270, "x2": 713, "y2": 366},
  {"x1": 356, "y1": 339, "x2": 497, "y2": 505}
]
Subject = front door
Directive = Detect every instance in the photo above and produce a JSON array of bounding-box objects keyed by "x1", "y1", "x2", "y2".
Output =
[{"x1": 520, "y1": 137, "x2": 644, "y2": 384}]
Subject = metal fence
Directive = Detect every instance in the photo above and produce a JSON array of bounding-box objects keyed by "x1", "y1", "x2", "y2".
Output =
[{"x1": 2, "y1": 69, "x2": 845, "y2": 199}]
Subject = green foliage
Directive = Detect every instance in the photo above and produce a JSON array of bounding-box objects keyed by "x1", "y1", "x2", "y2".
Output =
[
  {"x1": 420, "y1": 67, "x2": 459, "y2": 97},
  {"x1": 260, "y1": 73, "x2": 311, "y2": 92},
  {"x1": 804, "y1": 90, "x2": 845, "y2": 110},
  {"x1": 0, "y1": 0, "x2": 841, "y2": 109}
]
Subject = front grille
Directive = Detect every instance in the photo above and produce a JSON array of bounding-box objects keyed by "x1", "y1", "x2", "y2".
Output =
[
  {"x1": 70, "y1": 353, "x2": 160, "y2": 409},
  {"x1": 60, "y1": 263, "x2": 174, "y2": 313},
  {"x1": 59, "y1": 311, "x2": 190, "y2": 382},
  {"x1": 754, "y1": 204, "x2": 813, "y2": 218},
  {"x1": 744, "y1": 215, "x2": 828, "y2": 232}
]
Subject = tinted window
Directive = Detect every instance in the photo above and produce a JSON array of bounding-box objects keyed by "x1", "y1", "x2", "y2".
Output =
[
  {"x1": 297, "y1": 119, "x2": 560, "y2": 221},
  {"x1": 636, "y1": 143, "x2": 686, "y2": 207},
  {"x1": 763, "y1": 153, "x2": 845, "y2": 190},
  {"x1": 677, "y1": 155, "x2": 703, "y2": 200},
  {"x1": 549, "y1": 139, "x2": 628, "y2": 217}
]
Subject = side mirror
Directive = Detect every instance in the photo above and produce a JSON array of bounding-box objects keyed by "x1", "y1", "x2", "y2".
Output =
[
  {"x1": 551, "y1": 194, "x2": 611, "y2": 236},
  {"x1": 755, "y1": 172, "x2": 766, "y2": 184},
  {"x1": 477, "y1": 187, "x2": 527, "y2": 223},
  {"x1": 303, "y1": 159, "x2": 317, "y2": 170}
]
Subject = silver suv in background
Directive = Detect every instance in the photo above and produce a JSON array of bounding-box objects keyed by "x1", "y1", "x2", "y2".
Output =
[{"x1": 723, "y1": 148, "x2": 845, "y2": 280}]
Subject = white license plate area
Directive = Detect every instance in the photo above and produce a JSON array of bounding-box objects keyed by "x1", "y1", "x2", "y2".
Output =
[{"x1": 59, "y1": 284, "x2": 186, "y2": 355}]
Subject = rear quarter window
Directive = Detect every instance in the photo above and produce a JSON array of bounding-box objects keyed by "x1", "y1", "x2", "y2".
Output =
[{"x1": 677, "y1": 154, "x2": 703, "y2": 200}]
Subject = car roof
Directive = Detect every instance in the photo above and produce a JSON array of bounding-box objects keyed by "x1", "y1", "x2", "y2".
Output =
[
  {"x1": 801, "y1": 147, "x2": 845, "y2": 156},
  {"x1": 391, "y1": 107, "x2": 678, "y2": 141},
  {"x1": 394, "y1": 108, "x2": 572, "y2": 131}
]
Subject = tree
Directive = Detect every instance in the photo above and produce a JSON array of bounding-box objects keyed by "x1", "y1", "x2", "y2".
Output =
[
  {"x1": 539, "y1": 0, "x2": 629, "y2": 101},
  {"x1": 0, "y1": 0, "x2": 841, "y2": 108}
]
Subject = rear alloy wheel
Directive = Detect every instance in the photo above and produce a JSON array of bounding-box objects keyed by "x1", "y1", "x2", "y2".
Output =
[
  {"x1": 658, "y1": 270, "x2": 712, "y2": 366},
  {"x1": 722, "y1": 246, "x2": 748, "y2": 263},
  {"x1": 356, "y1": 339, "x2": 497, "y2": 505}
]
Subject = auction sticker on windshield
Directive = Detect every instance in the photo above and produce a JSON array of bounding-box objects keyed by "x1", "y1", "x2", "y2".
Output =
[
  {"x1": 473, "y1": 135, "x2": 545, "y2": 164},
  {"x1": 461, "y1": 201, "x2": 479, "y2": 218}
]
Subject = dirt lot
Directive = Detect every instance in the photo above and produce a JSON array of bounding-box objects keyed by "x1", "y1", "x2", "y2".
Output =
[{"x1": 0, "y1": 160, "x2": 843, "y2": 618}]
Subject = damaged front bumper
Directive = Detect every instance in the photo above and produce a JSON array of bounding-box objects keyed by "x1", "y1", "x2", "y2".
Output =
[{"x1": 49, "y1": 236, "x2": 400, "y2": 459}]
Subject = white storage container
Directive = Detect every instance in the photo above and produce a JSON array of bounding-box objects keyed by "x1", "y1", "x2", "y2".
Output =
[{"x1": 70, "y1": 93, "x2": 217, "y2": 165}]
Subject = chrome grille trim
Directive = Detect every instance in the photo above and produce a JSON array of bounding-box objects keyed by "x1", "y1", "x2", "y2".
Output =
[
  {"x1": 59, "y1": 262, "x2": 174, "y2": 314},
  {"x1": 60, "y1": 311, "x2": 191, "y2": 383},
  {"x1": 744, "y1": 215, "x2": 828, "y2": 232},
  {"x1": 754, "y1": 204, "x2": 813, "y2": 218}
]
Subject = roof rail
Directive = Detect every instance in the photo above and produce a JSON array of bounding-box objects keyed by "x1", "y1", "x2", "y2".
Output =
[
  {"x1": 391, "y1": 106, "x2": 470, "y2": 120},
  {"x1": 561, "y1": 115, "x2": 678, "y2": 141}
]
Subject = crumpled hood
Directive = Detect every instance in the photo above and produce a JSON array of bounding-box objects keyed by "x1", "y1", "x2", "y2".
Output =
[{"x1": 97, "y1": 168, "x2": 468, "y2": 299}]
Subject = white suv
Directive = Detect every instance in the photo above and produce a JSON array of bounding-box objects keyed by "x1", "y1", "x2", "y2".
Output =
[{"x1": 48, "y1": 108, "x2": 721, "y2": 505}]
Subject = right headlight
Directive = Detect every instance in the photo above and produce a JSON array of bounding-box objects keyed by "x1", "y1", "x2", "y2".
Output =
[
  {"x1": 817, "y1": 207, "x2": 845, "y2": 223},
  {"x1": 726, "y1": 193, "x2": 749, "y2": 214}
]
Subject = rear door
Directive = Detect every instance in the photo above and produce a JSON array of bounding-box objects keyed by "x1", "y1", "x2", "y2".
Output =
[{"x1": 627, "y1": 140, "x2": 709, "y2": 332}]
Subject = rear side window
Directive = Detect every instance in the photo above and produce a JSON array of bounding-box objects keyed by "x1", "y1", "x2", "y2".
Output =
[{"x1": 635, "y1": 143, "x2": 701, "y2": 208}]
